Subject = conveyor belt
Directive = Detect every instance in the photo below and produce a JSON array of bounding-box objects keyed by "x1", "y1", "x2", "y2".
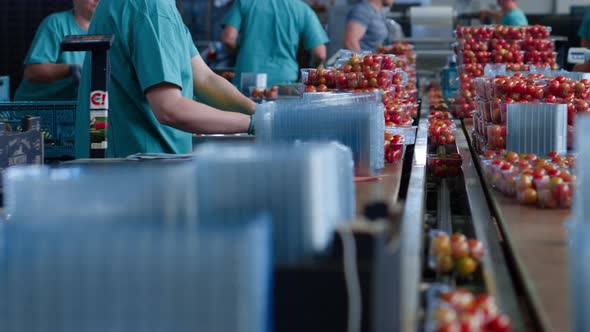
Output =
[
  {"x1": 463, "y1": 119, "x2": 570, "y2": 332},
  {"x1": 355, "y1": 162, "x2": 404, "y2": 216},
  {"x1": 456, "y1": 119, "x2": 528, "y2": 331},
  {"x1": 400, "y1": 115, "x2": 428, "y2": 332}
]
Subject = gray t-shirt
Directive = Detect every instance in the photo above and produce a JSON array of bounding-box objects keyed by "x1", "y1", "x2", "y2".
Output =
[{"x1": 347, "y1": 2, "x2": 388, "y2": 51}]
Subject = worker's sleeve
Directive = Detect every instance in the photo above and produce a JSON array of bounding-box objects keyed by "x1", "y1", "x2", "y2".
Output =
[
  {"x1": 301, "y1": 5, "x2": 329, "y2": 51},
  {"x1": 24, "y1": 16, "x2": 62, "y2": 64},
  {"x1": 578, "y1": 11, "x2": 590, "y2": 42},
  {"x1": 223, "y1": 0, "x2": 242, "y2": 30},
  {"x1": 185, "y1": 25, "x2": 199, "y2": 58},
  {"x1": 130, "y1": 14, "x2": 186, "y2": 93},
  {"x1": 346, "y1": 4, "x2": 372, "y2": 28}
]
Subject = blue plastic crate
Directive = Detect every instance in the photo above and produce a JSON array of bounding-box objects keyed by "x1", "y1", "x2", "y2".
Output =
[{"x1": 0, "y1": 101, "x2": 76, "y2": 160}]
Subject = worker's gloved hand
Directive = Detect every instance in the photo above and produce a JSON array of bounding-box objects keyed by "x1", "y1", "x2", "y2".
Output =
[
  {"x1": 69, "y1": 64, "x2": 83, "y2": 83},
  {"x1": 248, "y1": 114, "x2": 255, "y2": 135}
]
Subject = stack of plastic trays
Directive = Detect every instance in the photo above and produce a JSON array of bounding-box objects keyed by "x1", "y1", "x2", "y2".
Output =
[
  {"x1": 256, "y1": 92, "x2": 385, "y2": 176},
  {"x1": 0, "y1": 164, "x2": 272, "y2": 332},
  {"x1": 193, "y1": 142, "x2": 356, "y2": 265},
  {"x1": 3, "y1": 163, "x2": 198, "y2": 222},
  {"x1": 566, "y1": 220, "x2": 590, "y2": 332},
  {"x1": 505, "y1": 103, "x2": 567, "y2": 156},
  {"x1": 574, "y1": 115, "x2": 590, "y2": 220},
  {"x1": 0, "y1": 217, "x2": 271, "y2": 332},
  {"x1": 570, "y1": 115, "x2": 590, "y2": 332}
]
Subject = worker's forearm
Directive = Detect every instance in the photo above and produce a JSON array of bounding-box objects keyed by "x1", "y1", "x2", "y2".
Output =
[
  {"x1": 222, "y1": 40, "x2": 238, "y2": 56},
  {"x1": 159, "y1": 97, "x2": 251, "y2": 134},
  {"x1": 23, "y1": 63, "x2": 71, "y2": 83},
  {"x1": 195, "y1": 72, "x2": 256, "y2": 115},
  {"x1": 310, "y1": 45, "x2": 327, "y2": 68},
  {"x1": 573, "y1": 61, "x2": 590, "y2": 73},
  {"x1": 343, "y1": 40, "x2": 361, "y2": 52}
]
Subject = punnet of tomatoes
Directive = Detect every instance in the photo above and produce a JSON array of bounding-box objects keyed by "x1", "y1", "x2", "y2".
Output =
[
  {"x1": 428, "y1": 153, "x2": 463, "y2": 178},
  {"x1": 384, "y1": 132, "x2": 405, "y2": 163},
  {"x1": 425, "y1": 284, "x2": 512, "y2": 332},
  {"x1": 429, "y1": 230, "x2": 484, "y2": 277},
  {"x1": 480, "y1": 150, "x2": 576, "y2": 209}
]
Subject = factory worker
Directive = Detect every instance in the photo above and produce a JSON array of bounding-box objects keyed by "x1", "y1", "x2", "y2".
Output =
[
  {"x1": 76, "y1": 0, "x2": 255, "y2": 158},
  {"x1": 480, "y1": 0, "x2": 528, "y2": 27},
  {"x1": 15, "y1": 0, "x2": 99, "y2": 101},
  {"x1": 578, "y1": 8, "x2": 590, "y2": 48},
  {"x1": 221, "y1": 0, "x2": 329, "y2": 87},
  {"x1": 343, "y1": 0, "x2": 396, "y2": 52}
]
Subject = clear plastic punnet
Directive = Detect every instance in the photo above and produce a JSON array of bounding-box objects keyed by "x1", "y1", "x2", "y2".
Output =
[
  {"x1": 0, "y1": 214, "x2": 272, "y2": 332},
  {"x1": 240, "y1": 72, "x2": 267, "y2": 94},
  {"x1": 256, "y1": 92, "x2": 385, "y2": 176},
  {"x1": 506, "y1": 103, "x2": 567, "y2": 155},
  {"x1": 193, "y1": 142, "x2": 356, "y2": 265},
  {"x1": 536, "y1": 70, "x2": 590, "y2": 81},
  {"x1": 484, "y1": 63, "x2": 507, "y2": 77},
  {"x1": 3, "y1": 163, "x2": 199, "y2": 222}
]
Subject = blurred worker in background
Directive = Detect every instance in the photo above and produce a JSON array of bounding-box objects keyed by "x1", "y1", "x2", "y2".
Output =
[
  {"x1": 343, "y1": 0, "x2": 396, "y2": 52},
  {"x1": 578, "y1": 8, "x2": 590, "y2": 48},
  {"x1": 221, "y1": 0, "x2": 329, "y2": 87},
  {"x1": 573, "y1": 9, "x2": 590, "y2": 72},
  {"x1": 14, "y1": 0, "x2": 99, "y2": 101},
  {"x1": 76, "y1": 0, "x2": 255, "y2": 158},
  {"x1": 480, "y1": 0, "x2": 528, "y2": 27}
]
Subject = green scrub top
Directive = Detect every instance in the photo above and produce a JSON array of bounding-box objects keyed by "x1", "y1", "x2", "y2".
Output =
[
  {"x1": 14, "y1": 10, "x2": 86, "y2": 101},
  {"x1": 223, "y1": 0, "x2": 329, "y2": 87},
  {"x1": 76, "y1": 0, "x2": 199, "y2": 158},
  {"x1": 578, "y1": 10, "x2": 590, "y2": 48},
  {"x1": 500, "y1": 8, "x2": 528, "y2": 27}
]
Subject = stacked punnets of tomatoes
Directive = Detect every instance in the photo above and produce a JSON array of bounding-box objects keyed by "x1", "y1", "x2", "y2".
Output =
[
  {"x1": 425, "y1": 86, "x2": 463, "y2": 178},
  {"x1": 376, "y1": 41, "x2": 418, "y2": 96},
  {"x1": 302, "y1": 50, "x2": 419, "y2": 164},
  {"x1": 452, "y1": 25, "x2": 555, "y2": 119},
  {"x1": 471, "y1": 72, "x2": 590, "y2": 153},
  {"x1": 479, "y1": 150, "x2": 576, "y2": 209}
]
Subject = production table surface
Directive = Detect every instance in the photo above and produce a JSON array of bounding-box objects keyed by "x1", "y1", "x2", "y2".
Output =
[
  {"x1": 464, "y1": 120, "x2": 570, "y2": 332},
  {"x1": 355, "y1": 162, "x2": 404, "y2": 216}
]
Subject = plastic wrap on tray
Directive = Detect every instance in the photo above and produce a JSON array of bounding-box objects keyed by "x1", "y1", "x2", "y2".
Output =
[
  {"x1": 3, "y1": 163, "x2": 199, "y2": 221},
  {"x1": 505, "y1": 103, "x2": 567, "y2": 155},
  {"x1": 0, "y1": 214, "x2": 272, "y2": 332},
  {"x1": 193, "y1": 142, "x2": 356, "y2": 265},
  {"x1": 256, "y1": 92, "x2": 385, "y2": 176}
]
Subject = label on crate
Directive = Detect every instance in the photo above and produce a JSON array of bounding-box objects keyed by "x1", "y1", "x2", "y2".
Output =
[
  {"x1": 90, "y1": 90, "x2": 108, "y2": 109},
  {"x1": 91, "y1": 142, "x2": 108, "y2": 149},
  {"x1": 90, "y1": 110, "x2": 108, "y2": 151}
]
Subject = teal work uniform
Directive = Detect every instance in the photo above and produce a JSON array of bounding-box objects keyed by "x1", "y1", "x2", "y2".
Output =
[
  {"x1": 578, "y1": 10, "x2": 590, "y2": 48},
  {"x1": 14, "y1": 10, "x2": 86, "y2": 101},
  {"x1": 76, "y1": 0, "x2": 199, "y2": 158},
  {"x1": 500, "y1": 8, "x2": 528, "y2": 27},
  {"x1": 223, "y1": 0, "x2": 329, "y2": 87}
]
